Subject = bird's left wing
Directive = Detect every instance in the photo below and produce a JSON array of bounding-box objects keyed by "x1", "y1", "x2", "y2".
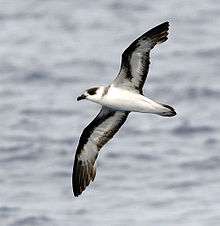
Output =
[
  {"x1": 112, "y1": 22, "x2": 169, "y2": 94},
  {"x1": 72, "y1": 107, "x2": 129, "y2": 196}
]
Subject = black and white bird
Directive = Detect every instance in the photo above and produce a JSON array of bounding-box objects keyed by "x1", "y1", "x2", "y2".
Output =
[{"x1": 72, "y1": 22, "x2": 176, "y2": 197}]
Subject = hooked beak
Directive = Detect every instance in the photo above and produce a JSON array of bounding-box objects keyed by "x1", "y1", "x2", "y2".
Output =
[{"x1": 77, "y1": 94, "x2": 86, "y2": 101}]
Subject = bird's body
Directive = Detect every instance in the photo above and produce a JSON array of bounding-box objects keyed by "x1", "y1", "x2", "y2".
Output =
[
  {"x1": 89, "y1": 85, "x2": 174, "y2": 115},
  {"x1": 72, "y1": 21, "x2": 177, "y2": 197}
]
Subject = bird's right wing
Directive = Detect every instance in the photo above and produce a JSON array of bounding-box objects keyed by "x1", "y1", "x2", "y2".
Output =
[
  {"x1": 112, "y1": 22, "x2": 169, "y2": 94},
  {"x1": 72, "y1": 107, "x2": 129, "y2": 196}
]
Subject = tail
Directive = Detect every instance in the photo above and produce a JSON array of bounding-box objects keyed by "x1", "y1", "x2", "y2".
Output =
[{"x1": 158, "y1": 104, "x2": 176, "y2": 117}]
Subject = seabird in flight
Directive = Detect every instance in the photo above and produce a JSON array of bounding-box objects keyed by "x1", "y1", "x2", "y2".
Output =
[{"x1": 72, "y1": 21, "x2": 176, "y2": 196}]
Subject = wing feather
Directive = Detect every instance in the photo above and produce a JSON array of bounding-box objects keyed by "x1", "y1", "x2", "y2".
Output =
[
  {"x1": 72, "y1": 107, "x2": 129, "y2": 196},
  {"x1": 113, "y1": 21, "x2": 169, "y2": 94}
]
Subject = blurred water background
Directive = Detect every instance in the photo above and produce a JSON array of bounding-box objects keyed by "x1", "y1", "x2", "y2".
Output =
[{"x1": 0, "y1": 0, "x2": 220, "y2": 226}]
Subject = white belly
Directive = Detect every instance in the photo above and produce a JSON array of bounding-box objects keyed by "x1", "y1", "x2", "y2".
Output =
[{"x1": 99, "y1": 86, "x2": 165, "y2": 113}]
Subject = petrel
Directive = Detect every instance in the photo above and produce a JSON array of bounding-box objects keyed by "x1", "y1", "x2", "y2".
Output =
[{"x1": 72, "y1": 22, "x2": 176, "y2": 197}]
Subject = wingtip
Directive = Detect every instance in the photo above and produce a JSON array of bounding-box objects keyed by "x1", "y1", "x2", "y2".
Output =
[
  {"x1": 165, "y1": 21, "x2": 169, "y2": 28},
  {"x1": 160, "y1": 21, "x2": 169, "y2": 27},
  {"x1": 72, "y1": 157, "x2": 97, "y2": 197},
  {"x1": 145, "y1": 21, "x2": 170, "y2": 45},
  {"x1": 72, "y1": 180, "x2": 85, "y2": 197},
  {"x1": 73, "y1": 192, "x2": 80, "y2": 197},
  {"x1": 72, "y1": 189, "x2": 82, "y2": 197},
  {"x1": 146, "y1": 21, "x2": 170, "y2": 35},
  {"x1": 156, "y1": 21, "x2": 170, "y2": 30}
]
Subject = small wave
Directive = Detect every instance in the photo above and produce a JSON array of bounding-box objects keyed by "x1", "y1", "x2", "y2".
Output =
[
  {"x1": 173, "y1": 121, "x2": 214, "y2": 136},
  {"x1": 132, "y1": 153, "x2": 160, "y2": 162},
  {"x1": 185, "y1": 87, "x2": 220, "y2": 99},
  {"x1": 11, "y1": 215, "x2": 52, "y2": 226},
  {"x1": 106, "y1": 152, "x2": 122, "y2": 159},
  {"x1": 0, "y1": 206, "x2": 19, "y2": 217},
  {"x1": 51, "y1": 170, "x2": 69, "y2": 178},
  {"x1": 0, "y1": 149, "x2": 41, "y2": 164},
  {"x1": 165, "y1": 180, "x2": 201, "y2": 190},
  {"x1": 180, "y1": 156, "x2": 220, "y2": 171},
  {"x1": 108, "y1": 1, "x2": 149, "y2": 12},
  {"x1": 0, "y1": 90, "x2": 19, "y2": 97},
  {"x1": 195, "y1": 47, "x2": 220, "y2": 58},
  {"x1": 21, "y1": 108, "x2": 73, "y2": 117},
  {"x1": 75, "y1": 208, "x2": 88, "y2": 215},
  {"x1": 22, "y1": 71, "x2": 51, "y2": 82},
  {"x1": 71, "y1": 58, "x2": 108, "y2": 69},
  {"x1": 205, "y1": 138, "x2": 218, "y2": 145},
  {"x1": 0, "y1": 142, "x2": 33, "y2": 153}
]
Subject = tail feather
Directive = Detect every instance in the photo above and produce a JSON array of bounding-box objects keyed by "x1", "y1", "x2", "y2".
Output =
[{"x1": 159, "y1": 104, "x2": 176, "y2": 117}]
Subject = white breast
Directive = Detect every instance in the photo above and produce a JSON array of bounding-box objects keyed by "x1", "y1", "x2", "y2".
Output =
[{"x1": 99, "y1": 86, "x2": 165, "y2": 113}]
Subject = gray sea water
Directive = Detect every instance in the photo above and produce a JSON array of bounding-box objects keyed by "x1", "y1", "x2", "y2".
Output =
[{"x1": 1, "y1": 1, "x2": 220, "y2": 226}]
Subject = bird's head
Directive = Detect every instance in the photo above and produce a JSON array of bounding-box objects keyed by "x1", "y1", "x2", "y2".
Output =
[{"x1": 77, "y1": 87, "x2": 104, "y2": 102}]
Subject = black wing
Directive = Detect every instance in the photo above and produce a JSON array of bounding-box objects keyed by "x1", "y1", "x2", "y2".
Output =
[
  {"x1": 72, "y1": 107, "x2": 129, "y2": 196},
  {"x1": 113, "y1": 22, "x2": 169, "y2": 94}
]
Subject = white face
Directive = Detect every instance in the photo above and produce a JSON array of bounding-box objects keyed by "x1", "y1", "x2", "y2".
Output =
[
  {"x1": 77, "y1": 86, "x2": 103, "y2": 102},
  {"x1": 86, "y1": 87, "x2": 104, "y2": 102}
]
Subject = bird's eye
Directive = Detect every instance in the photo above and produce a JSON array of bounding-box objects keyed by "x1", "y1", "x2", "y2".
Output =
[{"x1": 87, "y1": 87, "x2": 98, "y2": 95}]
